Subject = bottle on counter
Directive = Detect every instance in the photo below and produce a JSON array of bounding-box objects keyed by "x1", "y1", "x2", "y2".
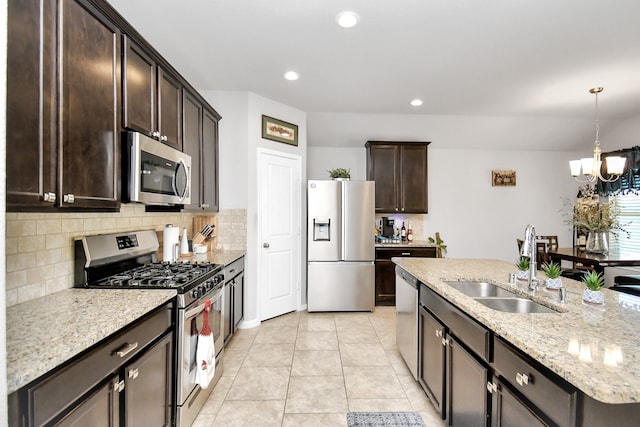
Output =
[
  {"x1": 180, "y1": 227, "x2": 189, "y2": 255},
  {"x1": 401, "y1": 222, "x2": 407, "y2": 242},
  {"x1": 407, "y1": 222, "x2": 413, "y2": 242}
]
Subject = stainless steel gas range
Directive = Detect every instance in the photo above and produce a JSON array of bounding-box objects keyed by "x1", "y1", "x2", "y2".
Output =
[{"x1": 75, "y1": 229, "x2": 225, "y2": 427}]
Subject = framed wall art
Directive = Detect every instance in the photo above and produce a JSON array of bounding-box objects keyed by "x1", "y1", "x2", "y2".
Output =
[
  {"x1": 261, "y1": 115, "x2": 298, "y2": 146},
  {"x1": 492, "y1": 170, "x2": 516, "y2": 186}
]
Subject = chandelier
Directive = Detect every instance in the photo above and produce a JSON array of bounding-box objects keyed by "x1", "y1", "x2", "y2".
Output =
[{"x1": 569, "y1": 87, "x2": 626, "y2": 183}]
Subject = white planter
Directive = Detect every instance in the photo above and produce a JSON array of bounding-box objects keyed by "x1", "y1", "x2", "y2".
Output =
[
  {"x1": 516, "y1": 269, "x2": 529, "y2": 280},
  {"x1": 545, "y1": 277, "x2": 562, "y2": 290},
  {"x1": 583, "y1": 289, "x2": 605, "y2": 305}
]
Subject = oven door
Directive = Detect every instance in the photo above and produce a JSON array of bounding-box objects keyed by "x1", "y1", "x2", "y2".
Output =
[{"x1": 177, "y1": 285, "x2": 224, "y2": 404}]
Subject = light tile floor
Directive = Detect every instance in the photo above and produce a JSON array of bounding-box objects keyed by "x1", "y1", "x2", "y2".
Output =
[{"x1": 192, "y1": 306, "x2": 445, "y2": 427}]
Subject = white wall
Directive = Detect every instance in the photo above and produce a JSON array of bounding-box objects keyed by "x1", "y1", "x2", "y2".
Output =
[
  {"x1": 1, "y1": 0, "x2": 8, "y2": 419},
  {"x1": 307, "y1": 147, "x2": 366, "y2": 180},
  {"x1": 203, "y1": 90, "x2": 307, "y2": 327}
]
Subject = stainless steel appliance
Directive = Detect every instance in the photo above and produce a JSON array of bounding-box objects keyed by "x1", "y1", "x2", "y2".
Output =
[
  {"x1": 74, "y1": 230, "x2": 224, "y2": 427},
  {"x1": 307, "y1": 180, "x2": 375, "y2": 312},
  {"x1": 122, "y1": 131, "x2": 192, "y2": 205},
  {"x1": 396, "y1": 266, "x2": 419, "y2": 379}
]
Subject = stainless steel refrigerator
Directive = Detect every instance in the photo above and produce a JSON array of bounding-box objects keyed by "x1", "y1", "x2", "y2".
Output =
[{"x1": 307, "y1": 180, "x2": 375, "y2": 312}]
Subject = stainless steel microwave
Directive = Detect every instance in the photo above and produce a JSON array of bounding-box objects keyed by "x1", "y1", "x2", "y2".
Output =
[{"x1": 122, "y1": 132, "x2": 191, "y2": 205}]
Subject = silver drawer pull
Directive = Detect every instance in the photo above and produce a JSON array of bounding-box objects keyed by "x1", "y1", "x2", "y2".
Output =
[
  {"x1": 114, "y1": 342, "x2": 138, "y2": 358},
  {"x1": 487, "y1": 381, "x2": 498, "y2": 393},
  {"x1": 401, "y1": 252, "x2": 411, "y2": 256},
  {"x1": 516, "y1": 372, "x2": 529, "y2": 386},
  {"x1": 128, "y1": 368, "x2": 139, "y2": 379}
]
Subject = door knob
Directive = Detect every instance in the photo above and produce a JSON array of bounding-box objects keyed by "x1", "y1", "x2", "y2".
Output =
[{"x1": 263, "y1": 243, "x2": 270, "y2": 248}]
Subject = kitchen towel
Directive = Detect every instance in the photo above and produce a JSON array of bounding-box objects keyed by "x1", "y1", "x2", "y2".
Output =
[{"x1": 194, "y1": 300, "x2": 216, "y2": 388}]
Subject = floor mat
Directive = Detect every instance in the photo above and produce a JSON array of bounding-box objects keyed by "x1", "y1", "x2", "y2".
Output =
[{"x1": 347, "y1": 412, "x2": 426, "y2": 427}]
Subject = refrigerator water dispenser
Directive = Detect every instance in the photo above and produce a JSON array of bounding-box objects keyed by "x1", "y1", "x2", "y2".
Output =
[{"x1": 313, "y1": 218, "x2": 330, "y2": 241}]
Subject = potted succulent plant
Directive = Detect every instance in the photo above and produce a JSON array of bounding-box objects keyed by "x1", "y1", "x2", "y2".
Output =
[
  {"x1": 541, "y1": 261, "x2": 562, "y2": 289},
  {"x1": 515, "y1": 257, "x2": 530, "y2": 280},
  {"x1": 582, "y1": 270, "x2": 605, "y2": 305},
  {"x1": 327, "y1": 168, "x2": 351, "y2": 180}
]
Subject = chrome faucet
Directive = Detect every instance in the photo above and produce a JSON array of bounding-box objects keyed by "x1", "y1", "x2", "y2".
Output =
[{"x1": 520, "y1": 224, "x2": 540, "y2": 291}]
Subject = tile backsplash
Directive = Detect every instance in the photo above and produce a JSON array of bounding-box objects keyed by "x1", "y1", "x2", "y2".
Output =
[{"x1": 5, "y1": 205, "x2": 247, "y2": 307}]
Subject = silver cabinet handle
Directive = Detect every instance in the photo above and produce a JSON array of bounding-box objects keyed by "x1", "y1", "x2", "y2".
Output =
[
  {"x1": 401, "y1": 252, "x2": 411, "y2": 256},
  {"x1": 487, "y1": 381, "x2": 498, "y2": 393},
  {"x1": 114, "y1": 341, "x2": 138, "y2": 358},
  {"x1": 263, "y1": 242, "x2": 270, "y2": 248},
  {"x1": 160, "y1": 135, "x2": 168, "y2": 142},
  {"x1": 150, "y1": 131, "x2": 160, "y2": 139},
  {"x1": 395, "y1": 208, "x2": 399, "y2": 211},
  {"x1": 441, "y1": 337, "x2": 450, "y2": 347},
  {"x1": 63, "y1": 194, "x2": 75, "y2": 203},
  {"x1": 128, "y1": 368, "x2": 139, "y2": 379},
  {"x1": 43, "y1": 192, "x2": 56, "y2": 203},
  {"x1": 516, "y1": 372, "x2": 529, "y2": 386},
  {"x1": 201, "y1": 203, "x2": 210, "y2": 209},
  {"x1": 114, "y1": 380, "x2": 125, "y2": 392}
]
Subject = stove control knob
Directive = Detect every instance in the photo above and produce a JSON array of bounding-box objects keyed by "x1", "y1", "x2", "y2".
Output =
[{"x1": 191, "y1": 288, "x2": 201, "y2": 299}]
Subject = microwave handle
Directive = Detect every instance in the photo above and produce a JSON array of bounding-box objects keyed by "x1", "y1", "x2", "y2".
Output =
[{"x1": 173, "y1": 158, "x2": 190, "y2": 201}]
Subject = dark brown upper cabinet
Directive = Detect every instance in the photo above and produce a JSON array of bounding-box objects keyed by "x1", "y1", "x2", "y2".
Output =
[
  {"x1": 7, "y1": 0, "x2": 120, "y2": 210},
  {"x1": 123, "y1": 36, "x2": 182, "y2": 150},
  {"x1": 365, "y1": 141, "x2": 430, "y2": 213},
  {"x1": 182, "y1": 89, "x2": 220, "y2": 212}
]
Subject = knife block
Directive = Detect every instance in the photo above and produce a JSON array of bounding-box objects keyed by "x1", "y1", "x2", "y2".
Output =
[{"x1": 193, "y1": 215, "x2": 218, "y2": 251}]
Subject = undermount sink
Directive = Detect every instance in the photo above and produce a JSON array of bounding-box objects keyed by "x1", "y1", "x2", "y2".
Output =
[
  {"x1": 444, "y1": 281, "x2": 516, "y2": 298},
  {"x1": 474, "y1": 297, "x2": 558, "y2": 314}
]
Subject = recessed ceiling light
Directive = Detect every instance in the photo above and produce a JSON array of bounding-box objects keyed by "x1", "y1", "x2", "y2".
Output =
[
  {"x1": 410, "y1": 99, "x2": 423, "y2": 107},
  {"x1": 336, "y1": 11, "x2": 359, "y2": 28},
  {"x1": 284, "y1": 71, "x2": 299, "y2": 81}
]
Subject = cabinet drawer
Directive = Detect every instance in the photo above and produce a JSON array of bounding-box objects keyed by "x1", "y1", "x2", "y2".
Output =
[
  {"x1": 376, "y1": 247, "x2": 436, "y2": 260},
  {"x1": 420, "y1": 285, "x2": 490, "y2": 362},
  {"x1": 493, "y1": 337, "x2": 576, "y2": 427},
  {"x1": 30, "y1": 305, "x2": 172, "y2": 426},
  {"x1": 225, "y1": 256, "x2": 244, "y2": 279}
]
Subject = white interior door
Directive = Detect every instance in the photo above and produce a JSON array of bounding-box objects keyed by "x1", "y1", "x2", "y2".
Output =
[{"x1": 258, "y1": 149, "x2": 301, "y2": 321}]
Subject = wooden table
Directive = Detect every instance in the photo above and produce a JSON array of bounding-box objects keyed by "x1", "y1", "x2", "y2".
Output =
[{"x1": 548, "y1": 247, "x2": 640, "y2": 274}]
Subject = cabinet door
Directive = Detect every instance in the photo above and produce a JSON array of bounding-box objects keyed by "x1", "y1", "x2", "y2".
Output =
[
  {"x1": 400, "y1": 144, "x2": 428, "y2": 213},
  {"x1": 233, "y1": 274, "x2": 244, "y2": 329},
  {"x1": 6, "y1": 0, "x2": 57, "y2": 208},
  {"x1": 202, "y1": 108, "x2": 220, "y2": 211},
  {"x1": 491, "y1": 377, "x2": 547, "y2": 427},
  {"x1": 54, "y1": 376, "x2": 119, "y2": 427},
  {"x1": 182, "y1": 89, "x2": 203, "y2": 210},
  {"x1": 59, "y1": 0, "x2": 120, "y2": 209},
  {"x1": 158, "y1": 68, "x2": 182, "y2": 150},
  {"x1": 125, "y1": 332, "x2": 173, "y2": 427},
  {"x1": 419, "y1": 305, "x2": 446, "y2": 418},
  {"x1": 375, "y1": 258, "x2": 396, "y2": 305},
  {"x1": 367, "y1": 144, "x2": 399, "y2": 212},
  {"x1": 223, "y1": 281, "x2": 233, "y2": 345},
  {"x1": 123, "y1": 36, "x2": 156, "y2": 136},
  {"x1": 446, "y1": 334, "x2": 490, "y2": 427}
]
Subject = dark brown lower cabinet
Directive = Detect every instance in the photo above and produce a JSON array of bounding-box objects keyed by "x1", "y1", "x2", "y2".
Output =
[
  {"x1": 9, "y1": 304, "x2": 173, "y2": 427},
  {"x1": 446, "y1": 334, "x2": 490, "y2": 427},
  {"x1": 376, "y1": 247, "x2": 436, "y2": 305},
  {"x1": 124, "y1": 333, "x2": 173, "y2": 427},
  {"x1": 55, "y1": 377, "x2": 120, "y2": 427},
  {"x1": 418, "y1": 304, "x2": 446, "y2": 417},
  {"x1": 490, "y1": 377, "x2": 547, "y2": 427}
]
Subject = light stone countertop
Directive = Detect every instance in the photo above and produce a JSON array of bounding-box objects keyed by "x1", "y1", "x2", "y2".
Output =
[
  {"x1": 181, "y1": 249, "x2": 245, "y2": 267},
  {"x1": 6, "y1": 288, "x2": 176, "y2": 395},
  {"x1": 392, "y1": 257, "x2": 640, "y2": 404}
]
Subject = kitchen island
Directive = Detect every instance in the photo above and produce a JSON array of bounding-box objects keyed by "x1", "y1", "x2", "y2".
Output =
[{"x1": 393, "y1": 257, "x2": 640, "y2": 426}]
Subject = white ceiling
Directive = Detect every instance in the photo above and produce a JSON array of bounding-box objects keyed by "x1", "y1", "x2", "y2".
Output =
[{"x1": 108, "y1": 0, "x2": 640, "y2": 138}]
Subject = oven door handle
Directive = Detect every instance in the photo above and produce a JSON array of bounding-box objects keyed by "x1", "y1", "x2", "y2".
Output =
[{"x1": 184, "y1": 290, "x2": 222, "y2": 319}]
